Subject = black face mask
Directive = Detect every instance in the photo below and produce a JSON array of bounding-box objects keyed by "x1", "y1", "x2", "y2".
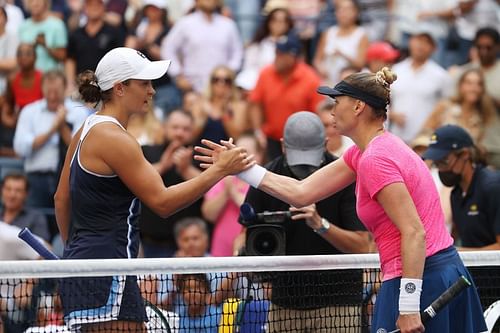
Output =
[
  {"x1": 438, "y1": 171, "x2": 462, "y2": 187},
  {"x1": 288, "y1": 164, "x2": 319, "y2": 180}
]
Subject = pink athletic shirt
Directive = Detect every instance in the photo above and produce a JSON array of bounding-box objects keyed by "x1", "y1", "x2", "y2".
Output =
[{"x1": 343, "y1": 132, "x2": 453, "y2": 280}]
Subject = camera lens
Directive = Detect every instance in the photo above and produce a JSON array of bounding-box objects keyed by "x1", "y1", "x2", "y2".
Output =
[{"x1": 246, "y1": 226, "x2": 286, "y2": 256}]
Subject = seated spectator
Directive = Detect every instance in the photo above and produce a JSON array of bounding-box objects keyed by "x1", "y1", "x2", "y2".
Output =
[
  {"x1": 191, "y1": 65, "x2": 248, "y2": 144},
  {"x1": 202, "y1": 133, "x2": 265, "y2": 257},
  {"x1": 237, "y1": 6, "x2": 294, "y2": 91},
  {"x1": 18, "y1": 0, "x2": 67, "y2": 72},
  {"x1": 127, "y1": 105, "x2": 164, "y2": 146},
  {"x1": 175, "y1": 273, "x2": 221, "y2": 333},
  {"x1": 1, "y1": 43, "x2": 43, "y2": 158},
  {"x1": 139, "y1": 110, "x2": 203, "y2": 259},
  {"x1": 0, "y1": 172, "x2": 50, "y2": 242},
  {"x1": 13, "y1": 70, "x2": 89, "y2": 209},
  {"x1": 421, "y1": 68, "x2": 497, "y2": 143}
]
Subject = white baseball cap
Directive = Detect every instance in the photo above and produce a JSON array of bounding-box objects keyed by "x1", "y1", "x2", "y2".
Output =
[{"x1": 95, "y1": 47, "x2": 171, "y2": 91}]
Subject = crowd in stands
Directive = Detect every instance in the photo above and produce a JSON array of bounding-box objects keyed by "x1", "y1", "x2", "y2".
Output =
[{"x1": 0, "y1": 0, "x2": 499, "y2": 331}]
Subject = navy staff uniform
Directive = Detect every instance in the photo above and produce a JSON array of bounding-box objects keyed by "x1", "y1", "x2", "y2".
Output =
[
  {"x1": 59, "y1": 115, "x2": 146, "y2": 329},
  {"x1": 451, "y1": 165, "x2": 500, "y2": 247}
]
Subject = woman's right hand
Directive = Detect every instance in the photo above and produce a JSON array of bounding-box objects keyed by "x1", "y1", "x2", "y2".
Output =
[{"x1": 194, "y1": 139, "x2": 254, "y2": 175}]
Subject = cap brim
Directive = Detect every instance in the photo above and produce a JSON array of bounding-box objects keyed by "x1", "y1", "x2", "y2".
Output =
[
  {"x1": 131, "y1": 60, "x2": 171, "y2": 81},
  {"x1": 422, "y1": 147, "x2": 451, "y2": 161},
  {"x1": 286, "y1": 147, "x2": 324, "y2": 167},
  {"x1": 317, "y1": 86, "x2": 343, "y2": 97}
]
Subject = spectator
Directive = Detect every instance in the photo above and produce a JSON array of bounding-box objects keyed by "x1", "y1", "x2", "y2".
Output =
[
  {"x1": 154, "y1": 218, "x2": 237, "y2": 320},
  {"x1": 452, "y1": 27, "x2": 500, "y2": 108},
  {"x1": 365, "y1": 41, "x2": 400, "y2": 73},
  {"x1": 127, "y1": 105, "x2": 164, "y2": 146},
  {"x1": 242, "y1": 112, "x2": 371, "y2": 332},
  {"x1": 126, "y1": 0, "x2": 180, "y2": 115},
  {"x1": 202, "y1": 133, "x2": 264, "y2": 257},
  {"x1": 161, "y1": 0, "x2": 243, "y2": 93},
  {"x1": 313, "y1": 0, "x2": 369, "y2": 86},
  {"x1": 175, "y1": 273, "x2": 221, "y2": 333},
  {"x1": 13, "y1": 70, "x2": 88, "y2": 209},
  {"x1": 0, "y1": 172, "x2": 50, "y2": 242},
  {"x1": 357, "y1": 0, "x2": 392, "y2": 42},
  {"x1": 421, "y1": 68, "x2": 497, "y2": 143},
  {"x1": 450, "y1": 0, "x2": 500, "y2": 66},
  {"x1": 139, "y1": 110, "x2": 203, "y2": 258},
  {"x1": 317, "y1": 99, "x2": 353, "y2": 156},
  {"x1": 390, "y1": 31, "x2": 450, "y2": 144},
  {"x1": 65, "y1": 0, "x2": 125, "y2": 95},
  {"x1": 0, "y1": 5, "x2": 18, "y2": 96},
  {"x1": 1, "y1": 43, "x2": 43, "y2": 157},
  {"x1": 0, "y1": 0, "x2": 23, "y2": 36},
  {"x1": 249, "y1": 32, "x2": 324, "y2": 160},
  {"x1": 18, "y1": 0, "x2": 67, "y2": 72},
  {"x1": 393, "y1": 0, "x2": 457, "y2": 68},
  {"x1": 237, "y1": 6, "x2": 294, "y2": 91},
  {"x1": 191, "y1": 65, "x2": 248, "y2": 144}
]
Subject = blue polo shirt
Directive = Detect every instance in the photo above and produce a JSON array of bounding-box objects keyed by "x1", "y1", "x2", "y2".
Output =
[{"x1": 450, "y1": 165, "x2": 500, "y2": 247}]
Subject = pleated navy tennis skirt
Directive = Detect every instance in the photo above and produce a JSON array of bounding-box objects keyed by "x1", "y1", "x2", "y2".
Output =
[{"x1": 371, "y1": 246, "x2": 487, "y2": 333}]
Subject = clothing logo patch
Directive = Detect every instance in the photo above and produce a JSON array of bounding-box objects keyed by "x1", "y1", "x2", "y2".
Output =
[
  {"x1": 405, "y1": 282, "x2": 416, "y2": 294},
  {"x1": 468, "y1": 204, "x2": 479, "y2": 216},
  {"x1": 430, "y1": 134, "x2": 437, "y2": 144},
  {"x1": 376, "y1": 329, "x2": 387, "y2": 333}
]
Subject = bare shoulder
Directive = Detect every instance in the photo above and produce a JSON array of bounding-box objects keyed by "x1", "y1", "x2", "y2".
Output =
[{"x1": 84, "y1": 122, "x2": 142, "y2": 157}]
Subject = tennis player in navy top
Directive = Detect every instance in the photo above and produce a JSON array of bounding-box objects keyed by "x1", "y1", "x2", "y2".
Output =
[{"x1": 54, "y1": 47, "x2": 252, "y2": 332}]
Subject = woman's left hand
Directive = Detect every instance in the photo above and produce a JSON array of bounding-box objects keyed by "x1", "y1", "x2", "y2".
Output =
[{"x1": 289, "y1": 204, "x2": 322, "y2": 230}]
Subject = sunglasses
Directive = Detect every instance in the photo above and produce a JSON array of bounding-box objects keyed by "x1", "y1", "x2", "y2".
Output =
[{"x1": 211, "y1": 76, "x2": 233, "y2": 85}]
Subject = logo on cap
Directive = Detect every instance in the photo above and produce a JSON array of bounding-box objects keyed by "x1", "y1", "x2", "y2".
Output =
[
  {"x1": 430, "y1": 134, "x2": 437, "y2": 144},
  {"x1": 136, "y1": 50, "x2": 146, "y2": 59}
]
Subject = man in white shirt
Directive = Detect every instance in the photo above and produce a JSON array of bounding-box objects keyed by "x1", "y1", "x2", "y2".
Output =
[
  {"x1": 389, "y1": 32, "x2": 450, "y2": 144},
  {"x1": 13, "y1": 70, "x2": 89, "y2": 208},
  {"x1": 161, "y1": 0, "x2": 243, "y2": 93}
]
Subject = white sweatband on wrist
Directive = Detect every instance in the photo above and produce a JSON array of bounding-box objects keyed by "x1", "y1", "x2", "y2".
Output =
[
  {"x1": 237, "y1": 165, "x2": 266, "y2": 188},
  {"x1": 399, "y1": 278, "x2": 422, "y2": 313}
]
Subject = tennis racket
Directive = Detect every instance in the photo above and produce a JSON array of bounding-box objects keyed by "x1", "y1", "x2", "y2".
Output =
[
  {"x1": 388, "y1": 275, "x2": 471, "y2": 333},
  {"x1": 18, "y1": 227, "x2": 172, "y2": 333}
]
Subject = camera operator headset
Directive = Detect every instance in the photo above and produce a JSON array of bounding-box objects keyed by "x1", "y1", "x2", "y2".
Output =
[{"x1": 239, "y1": 111, "x2": 373, "y2": 333}]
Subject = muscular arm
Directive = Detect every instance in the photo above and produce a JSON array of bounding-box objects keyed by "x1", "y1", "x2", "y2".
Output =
[{"x1": 93, "y1": 126, "x2": 245, "y2": 218}]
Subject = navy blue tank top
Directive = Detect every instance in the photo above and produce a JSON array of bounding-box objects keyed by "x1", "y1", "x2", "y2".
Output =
[{"x1": 63, "y1": 115, "x2": 141, "y2": 259}]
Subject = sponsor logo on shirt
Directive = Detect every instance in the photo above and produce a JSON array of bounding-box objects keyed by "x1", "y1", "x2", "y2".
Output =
[{"x1": 467, "y1": 204, "x2": 479, "y2": 216}]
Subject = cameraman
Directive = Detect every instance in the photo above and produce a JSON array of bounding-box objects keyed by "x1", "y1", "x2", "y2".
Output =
[{"x1": 241, "y1": 112, "x2": 372, "y2": 332}]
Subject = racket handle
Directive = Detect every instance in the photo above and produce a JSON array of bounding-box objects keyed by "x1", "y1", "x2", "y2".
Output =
[{"x1": 18, "y1": 227, "x2": 59, "y2": 260}]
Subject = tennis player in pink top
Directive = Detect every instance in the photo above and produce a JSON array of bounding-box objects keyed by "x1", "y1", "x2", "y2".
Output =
[{"x1": 195, "y1": 67, "x2": 487, "y2": 333}]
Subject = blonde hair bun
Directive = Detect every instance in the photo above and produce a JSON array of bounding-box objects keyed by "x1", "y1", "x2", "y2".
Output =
[{"x1": 375, "y1": 67, "x2": 397, "y2": 88}]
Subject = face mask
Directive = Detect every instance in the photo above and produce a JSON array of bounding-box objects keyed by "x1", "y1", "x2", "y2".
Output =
[
  {"x1": 288, "y1": 165, "x2": 319, "y2": 180},
  {"x1": 438, "y1": 171, "x2": 462, "y2": 187}
]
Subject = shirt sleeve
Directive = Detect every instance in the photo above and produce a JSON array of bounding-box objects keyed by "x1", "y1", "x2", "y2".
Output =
[
  {"x1": 359, "y1": 153, "x2": 404, "y2": 199},
  {"x1": 13, "y1": 104, "x2": 37, "y2": 158},
  {"x1": 341, "y1": 145, "x2": 358, "y2": 172},
  {"x1": 248, "y1": 71, "x2": 265, "y2": 103},
  {"x1": 161, "y1": 21, "x2": 185, "y2": 78},
  {"x1": 226, "y1": 21, "x2": 243, "y2": 72}
]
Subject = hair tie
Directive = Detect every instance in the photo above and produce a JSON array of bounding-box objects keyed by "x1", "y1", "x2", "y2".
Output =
[{"x1": 89, "y1": 80, "x2": 99, "y2": 88}]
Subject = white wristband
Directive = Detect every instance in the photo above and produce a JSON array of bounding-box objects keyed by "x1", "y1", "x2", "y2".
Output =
[
  {"x1": 399, "y1": 278, "x2": 422, "y2": 313},
  {"x1": 237, "y1": 165, "x2": 266, "y2": 188}
]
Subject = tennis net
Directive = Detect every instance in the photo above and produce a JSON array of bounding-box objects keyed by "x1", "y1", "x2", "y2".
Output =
[{"x1": 0, "y1": 252, "x2": 499, "y2": 332}]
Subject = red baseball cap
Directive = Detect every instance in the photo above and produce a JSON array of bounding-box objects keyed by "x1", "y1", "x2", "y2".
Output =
[{"x1": 366, "y1": 42, "x2": 400, "y2": 62}]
